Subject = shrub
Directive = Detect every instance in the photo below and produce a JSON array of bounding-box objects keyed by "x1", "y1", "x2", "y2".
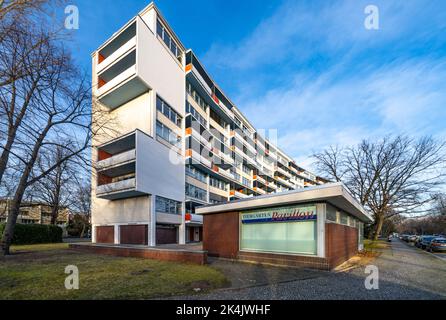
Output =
[{"x1": 0, "y1": 223, "x2": 63, "y2": 245}]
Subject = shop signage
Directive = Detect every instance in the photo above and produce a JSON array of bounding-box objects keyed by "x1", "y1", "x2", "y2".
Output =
[{"x1": 241, "y1": 205, "x2": 317, "y2": 224}]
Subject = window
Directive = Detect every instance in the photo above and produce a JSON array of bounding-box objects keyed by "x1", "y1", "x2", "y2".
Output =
[
  {"x1": 185, "y1": 183, "x2": 207, "y2": 201},
  {"x1": 242, "y1": 164, "x2": 251, "y2": 175},
  {"x1": 186, "y1": 165, "x2": 207, "y2": 183},
  {"x1": 156, "y1": 95, "x2": 182, "y2": 127},
  {"x1": 241, "y1": 219, "x2": 317, "y2": 255},
  {"x1": 186, "y1": 102, "x2": 207, "y2": 127},
  {"x1": 242, "y1": 177, "x2": 250, "y2": 188},
  {"x1": 156, "y1": 120, "x2": 181, "y2": 148},
  {"x1": 156, "y1": 19, "x2": 182, "y2": 63},
  {"x1": 156, "y1": 196, "x2": 182, "y2": 215},
  {"x1": 340, "y1": 212, "x2": 348, "y2": 225},
  {"x1": 210, "y1": 177, "x2": 227, "y2": 191}
]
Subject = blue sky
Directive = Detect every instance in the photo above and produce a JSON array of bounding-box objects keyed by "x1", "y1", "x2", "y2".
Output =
[{"x1": 67, "y1": 0, "x2": 446, "y2": 170}]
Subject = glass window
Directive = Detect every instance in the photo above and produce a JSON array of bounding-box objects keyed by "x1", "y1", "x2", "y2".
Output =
[
  {"x1": 185, "y1": 183, "x2": 207, "y2": 201},
  {"x1": 156, "y1": 95, "x2": 181, "y2": 128},
  {"x1": 156, "y1": 196, "x2": 181, "y2": 215},
  {"x1": 340, "y1": 212, "x2": 348, "y2": 225},
  {"x1": 156, "y1": 20, "x2": 163, "y2": 38},
  {"x1": 241, "y1": 220, "x2": 317, "y2": 255}
]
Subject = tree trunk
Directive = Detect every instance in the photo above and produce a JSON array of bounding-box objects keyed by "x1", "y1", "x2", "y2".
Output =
[
  {"x1": 50, "y1": 204, "x2": 59, "y2": 225},
  {"x1": 0, "y1": 182, "x2": 27, "y2": 255},
  {"x1": 373, "y1": 214, "x2": 385, "y2": 241}
]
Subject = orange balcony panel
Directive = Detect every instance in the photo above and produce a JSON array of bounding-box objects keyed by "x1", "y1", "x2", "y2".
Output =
[
  {"x1": 98, "y1": 77, "x2": 107, "y2": 89},
  {"x1": 98, "y1": 149, "x2": 112, "y2": 161},
  {"x1": 185, "y1": 127, "x2": 192, "y2": 135},
  {"x1": 212, "y1": 94, "x2": 219, "y2": 104},
  {"x1": 185, "y1": 149, "x2": 192, "y2": 157},
  {"x1": 212, "y1": 165, "x2": 219, "y2": 172},
  {"x1": 98, "y1": 53, "x2": 105, "y2": 64},
  {"x1": 185, "y1": 64, "x2": 192, "y2": 72},
  {"x1": 230, "y1": 190, "x2": 235, "y2": 196},
  {"x1": 185, "y1": 213, "x2": 192, "y2": 221}
]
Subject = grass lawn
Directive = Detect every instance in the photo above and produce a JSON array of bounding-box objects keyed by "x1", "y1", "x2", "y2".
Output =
[
  {"x1": 0, "y1": 243, "x2": 228, "y2": 300},
  {"x1": 364, "y1": 239, "x2": 390, "y2": 251}
]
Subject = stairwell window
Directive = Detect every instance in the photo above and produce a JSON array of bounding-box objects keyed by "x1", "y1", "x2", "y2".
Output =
[
  {"x1": 156, "y1": 95, "x2": 182, "y2": 127},
  {"x1": 156, "y1": 18, "x2": 183, "y2": 63},
  {"x1": 156, "y1": 120, "x2": 181, "y2": 149}
]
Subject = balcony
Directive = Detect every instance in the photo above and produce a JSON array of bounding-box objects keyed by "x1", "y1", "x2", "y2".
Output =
[
  {"x1": 254, "y1": 187, "x2": 267, "y2": 195},
  {"x1": 94, "y1": 20, "x2": 150, "y2": 110},
  {"x1": 97, "y1": 36, "x2": 137, "y2": 74},
  {"x1": 185, "y1": 213, "x2": 203, "y2": 225},
  {"x1": 186, "y1": 149, "x2": 212, "y2": 168},
  {"x1": 275, "y1": 176, "x2": 294, "y2": 188},
  {"x1": 254, "y1": 175, "x2": 267, "y2": 186},
  {"x1": 230, "y1": 190, "x2": 250, "y2": 199},
  {"x1": 96, "y1": 149, "x2": 136, "y2": 171},
  {"x1": 275, "y1": 165, "x2": 292, "y2": 179},
  {"x1": 97, "y1": 178, "x2": 140, "y2": 200}
]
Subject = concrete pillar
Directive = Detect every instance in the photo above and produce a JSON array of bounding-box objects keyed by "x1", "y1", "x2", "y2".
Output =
[
  {"x1": 149, "y1": 195, "x2": 156, "y2": 246},
  {"x1": 316, "y1": 203, "x2": 326, "y2": 258},
  {"x1": 114, "y1": 224, "x2": 120, "y2": 244},
  {"x1": 91, "y1": 225, "x2": 96, "y2": 243},
  {"x1": 178, "y1": 199, "x2": 186, "y2": 245}
]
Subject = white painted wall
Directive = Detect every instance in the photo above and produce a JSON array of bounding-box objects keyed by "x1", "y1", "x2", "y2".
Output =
[
  {"x1": 136, "y1": 130, "x2": 185, "y2": 202},
  {"x1": 92, "y1": 195, "x2": 150, "y2": 225},
  {"x1": 136, "y1": 16, "x2": 185, "y2": 117}
]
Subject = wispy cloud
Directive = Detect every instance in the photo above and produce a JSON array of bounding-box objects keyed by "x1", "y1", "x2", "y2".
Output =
[{"x1": 202, "y1": 0, "x2": 446, "y2": 172}]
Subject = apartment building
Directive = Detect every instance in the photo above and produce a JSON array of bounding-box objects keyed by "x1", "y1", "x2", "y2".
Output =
[
  {"x1": 0, "y1": 199, "x2": 69, "y2": 226},
  {"x1": 91, "y1": 2, "x2": 327, "y2": 247}
]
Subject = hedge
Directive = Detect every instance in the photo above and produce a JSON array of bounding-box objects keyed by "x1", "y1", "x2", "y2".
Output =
[{"x1": 0, "y1": 223, "x2": 63, "y2": 245}]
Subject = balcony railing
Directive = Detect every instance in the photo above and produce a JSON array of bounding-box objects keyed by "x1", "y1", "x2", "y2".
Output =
[
  {"x1": 230, "y1": 190, "x2": 250, "y2": 199},
  {"x1": 97, "y1": 36, "x2": 137, "y2": 74},
  {"x1": 97, "y1": 178, "x2": 136, "y2": 195},
  {"x1": 96, "y1": 149, "x2": 136, "y2": 170},
  {"x1": 97, "y1": 64, "x2": 136, "y2": 97}
]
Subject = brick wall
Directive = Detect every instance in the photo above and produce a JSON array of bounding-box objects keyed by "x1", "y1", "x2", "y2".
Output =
[
  {"x1": 325, "y1": 223, "x2": 358, "y2": 268},
  {"x1": 70, "y1": 243, "x2": 207, "y2": 265}
]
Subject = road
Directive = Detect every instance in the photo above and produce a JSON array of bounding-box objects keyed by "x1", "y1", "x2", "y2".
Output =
[{"x1": 178, "y1": 238, "x2": 446, "y2": 300}]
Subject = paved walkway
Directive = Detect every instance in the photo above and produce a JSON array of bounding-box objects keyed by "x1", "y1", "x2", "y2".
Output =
[{"x1": 174, "y1": 239, "x2": 446, "y2": 300}]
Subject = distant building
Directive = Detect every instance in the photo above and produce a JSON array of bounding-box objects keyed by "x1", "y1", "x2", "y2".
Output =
[{"x1": 0, "y1": 199, "x2": 69, "y2": 226}]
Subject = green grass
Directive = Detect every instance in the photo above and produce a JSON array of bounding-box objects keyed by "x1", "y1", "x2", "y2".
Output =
[
  {"x1": 11, "y1": 243, "x2": 69, "y2": 252},
  {"x1": 0, "y1": 243, "x2": 228, "y2": 300},
  {"x1": 364, "y1": 239, "x2": 390, "y2": 251}
]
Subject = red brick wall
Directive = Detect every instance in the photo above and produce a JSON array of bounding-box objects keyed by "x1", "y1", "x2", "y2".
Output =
[
  {"x1": 70, "y1": 244, "x2": 207, "y2": 265},
  {"x1": 238, "y1": 251, "x2": 329, "y2": 270},
  {"x1": 325, "y1": 223, "x2": 358, "y2": 268},
  {"x1": 203, "y1": 212, "x2": 239, "y2": 259}
]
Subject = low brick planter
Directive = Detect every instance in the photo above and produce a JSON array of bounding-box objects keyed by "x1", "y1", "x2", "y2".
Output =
[{"x1": 69, "y1": 243, "x2": 207, "y2": 265}]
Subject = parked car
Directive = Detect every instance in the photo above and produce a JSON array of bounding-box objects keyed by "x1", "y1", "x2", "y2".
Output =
[
  {"x1": 427, "y1": 238, "x2": 446, "y2": 252},
  {"x1": 419, "y1": 235, "x2": 437, "y2": 250},
  {"x1": 415, "y1": 236, "x2": 423, "y2": 248},
  {"x1": 408, "y1": 235, "x2": 418, "y2": 243}
]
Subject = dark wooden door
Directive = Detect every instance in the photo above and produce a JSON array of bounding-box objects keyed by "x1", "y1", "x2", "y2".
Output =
[
  {"x1": 96, "y1": 226, "x2": 114, "y2": 244},
  {"x1": 120, "y1": 225, "x2": 148, "y2": 245},
  {"x1": 156, "y1": 226, "x2": 177, "y2": 244}
]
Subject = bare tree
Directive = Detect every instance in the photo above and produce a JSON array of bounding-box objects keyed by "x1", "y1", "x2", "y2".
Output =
[
  {"x1": 313, "y1": 136, "x2": 446, "y2": 240},
  {"x1": 28, "y1": 145, "x2": 78, "y2": 224}
]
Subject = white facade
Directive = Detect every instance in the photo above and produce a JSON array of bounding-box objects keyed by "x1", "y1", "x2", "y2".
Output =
[{"x1": 91, "y1": 2, "x2": 325, "y2": 247}]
